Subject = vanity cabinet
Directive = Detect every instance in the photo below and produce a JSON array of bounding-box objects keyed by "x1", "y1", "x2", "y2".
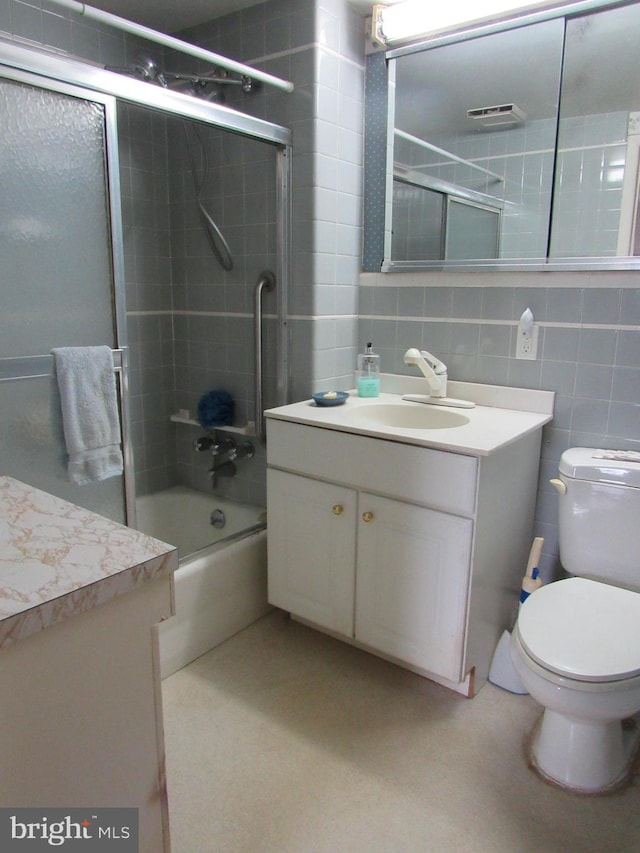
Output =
[
  {"x1": 267, "y1": 470, "x2": 357, "y2": 638},
  {"x1": 266, "y1": 413, "x2": 545, "y2": 696},
  {"x1": 356, "y1": 493, "x2": 472, "y2": 682},
  {"x1": 268, "y1": 470, "x2": 472, "y2": 682},
  {"x1": 0, "y1": 477, "x2": 177, "y2": 852}
]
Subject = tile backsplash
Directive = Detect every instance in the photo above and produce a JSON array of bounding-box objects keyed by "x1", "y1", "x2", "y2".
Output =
[{"x1": 359, "y1": 271, "x2": 640, "y2": 580}]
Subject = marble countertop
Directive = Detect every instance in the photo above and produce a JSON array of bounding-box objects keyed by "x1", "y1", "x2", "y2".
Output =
[{"x1": 0, "y1": 476, "x2": 178, "y2": 648}]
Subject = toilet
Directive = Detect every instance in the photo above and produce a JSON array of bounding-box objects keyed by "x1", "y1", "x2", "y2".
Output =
[{"x1": 510, "y1": 447, "x2": 640, "y2": 793}]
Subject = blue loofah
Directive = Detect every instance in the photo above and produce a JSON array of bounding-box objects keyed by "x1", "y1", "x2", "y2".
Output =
[{"x1": 197, "y1": 390, "x2": 235, "y2": 429}]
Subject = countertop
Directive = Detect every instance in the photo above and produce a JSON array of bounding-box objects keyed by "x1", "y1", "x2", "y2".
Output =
[
  {"x1": 265, "y1": 376, "x2": 554, "y2": 456},
  {"x1": 0, "y1": 476, "x2": 178, "y2": 648}
]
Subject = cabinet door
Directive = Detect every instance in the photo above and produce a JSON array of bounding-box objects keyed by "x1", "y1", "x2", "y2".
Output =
[
  {"x1": 355, "y1": 493, "x2": 473, "y2": 682},
  {"x1": 267, "y1": 469, "x2": 357, "y2": 637}
]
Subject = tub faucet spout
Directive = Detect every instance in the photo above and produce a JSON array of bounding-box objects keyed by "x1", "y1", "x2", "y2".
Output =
[{"x1": 209, "y1": 460, "x2": 237, "y2": 488}]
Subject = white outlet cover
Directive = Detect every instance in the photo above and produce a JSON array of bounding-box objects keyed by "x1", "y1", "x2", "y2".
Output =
[{"x1": 516, "y1": 325, "x2": 539, "y2": 360}]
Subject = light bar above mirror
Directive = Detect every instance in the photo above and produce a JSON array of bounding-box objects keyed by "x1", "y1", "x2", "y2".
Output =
[{"x1": 372, "y1": 0, "x2": 576, "y2": 46}]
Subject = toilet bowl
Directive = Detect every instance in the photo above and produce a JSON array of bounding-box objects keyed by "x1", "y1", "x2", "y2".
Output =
[{"x1": 511, "y1": 577, "x2": 640, "y2": 792}]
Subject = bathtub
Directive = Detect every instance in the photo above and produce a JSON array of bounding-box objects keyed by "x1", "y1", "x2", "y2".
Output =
[{"x1": 136, "y1": 486, "x2": 270, "y2": 679}]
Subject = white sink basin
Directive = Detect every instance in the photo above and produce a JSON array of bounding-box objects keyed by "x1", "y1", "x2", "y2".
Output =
[{"x1": 342, "y1": 403, "x2": 470, "y2": 431}]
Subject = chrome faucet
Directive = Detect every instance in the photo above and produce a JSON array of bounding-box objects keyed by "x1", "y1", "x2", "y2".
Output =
[
  {"x1": 194, "y1": 435, "x2": 236, "y2": 455},
  {"x1": 209, "y1": 460, "x2": 236, "y2": 488},
  {"x1": 403, "y1": 348, "x2": 448, "y2": 397},
  {"x1": 212, "y1": 437, "x2": 236, "y2": 456},
  {"x1": 227, "y1": 441, "x2": 255, "y2": 462}
]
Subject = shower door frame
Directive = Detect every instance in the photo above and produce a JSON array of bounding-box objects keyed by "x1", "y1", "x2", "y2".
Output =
[
  {"x1": 0, "y1": 64, "x2": 133, "y2": 522},
  {"x1": 0, "y1": 39, "x2": 292, "y2": 525}
]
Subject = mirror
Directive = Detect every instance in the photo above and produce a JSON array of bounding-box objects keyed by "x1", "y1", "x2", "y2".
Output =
[
  {"x1": 373, "y1": 0, "x2": 640, "y2": 271},
  {"x1": 550, "y1": 3, "x2": 640, "y2": 259}
]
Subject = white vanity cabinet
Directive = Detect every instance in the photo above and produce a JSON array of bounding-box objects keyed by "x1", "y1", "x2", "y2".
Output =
[
  {"x1": 267, "y1": 469, "x2": 357, "y2": 638},
  {"x1": 268, "y1": 469, "x2": 473, "y2": 683},
  {"x1": 266, "y1": 411, "x2": 546, "y2": 697},
  {"x1": 355, "y1": 492, "x2": 473, "y2": 682}
]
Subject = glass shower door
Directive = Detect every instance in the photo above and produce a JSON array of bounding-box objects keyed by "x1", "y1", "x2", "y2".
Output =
[{"x1": 0, "y1": 73, "x2": 127, "y2": 522}]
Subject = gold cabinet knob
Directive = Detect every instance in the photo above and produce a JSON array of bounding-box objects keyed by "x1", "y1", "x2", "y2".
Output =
[
  {"x1": 332, "y1": 504, "x2": 344, "y2": 515},
  {"x1": 362, "y1": 511, "x2": 374, "y2": 523}
]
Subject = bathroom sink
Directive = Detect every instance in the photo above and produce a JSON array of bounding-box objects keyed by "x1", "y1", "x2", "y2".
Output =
[
  {"x1": 342, "y1": 403, "x2": 470, "y2": 431},
  {"x1": 266, "y1": 385, "x2": 555, "y2": 455}
]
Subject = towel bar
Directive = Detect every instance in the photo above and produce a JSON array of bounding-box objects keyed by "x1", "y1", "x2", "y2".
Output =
[{"x1": 0, "y1": 348, "x2": 124, "y2": 382}]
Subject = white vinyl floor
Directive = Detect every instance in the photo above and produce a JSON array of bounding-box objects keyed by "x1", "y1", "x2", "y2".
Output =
[{"x1": 162, "y1": 610, "x2": 640, "y2": 852}]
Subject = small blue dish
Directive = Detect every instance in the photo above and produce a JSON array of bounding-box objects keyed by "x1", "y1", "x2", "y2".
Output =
[{"x1": 312, "y1": 390, "x2": 349, "y2": 407}]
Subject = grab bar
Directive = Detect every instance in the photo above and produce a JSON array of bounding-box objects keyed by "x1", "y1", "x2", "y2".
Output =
[{"x1": 254, "y1": 271, "x2": 276, "y2": 441}]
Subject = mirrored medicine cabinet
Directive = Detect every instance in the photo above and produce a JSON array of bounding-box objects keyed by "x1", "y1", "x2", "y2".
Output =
[{"x1": 364, "y1": 0, "x2": 640, "y2": 273}]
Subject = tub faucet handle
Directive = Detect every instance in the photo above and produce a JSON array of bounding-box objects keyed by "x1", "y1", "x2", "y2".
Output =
[
  {"x1": 212, "y1": 437, "x2": 236, "y2": 456},
  {"x1": 227, "y1": 441, "x2": 255, "y2": 462},
  {"x1": 194, "y1": 436, "x2": 214, "y2": 452}
]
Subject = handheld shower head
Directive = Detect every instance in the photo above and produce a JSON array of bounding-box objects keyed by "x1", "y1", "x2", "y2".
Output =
[
  {"x1": 130, "y1": 55, "x2": 168, "y2": 87},
  {"x1": 183, "y1": 122, "x2": 234, "y2": 272}
]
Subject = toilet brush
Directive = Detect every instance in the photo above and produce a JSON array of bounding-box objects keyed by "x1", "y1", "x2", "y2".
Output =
[
  {"x1": 519, "y1": 537, "x2": 544, "y2": 605},
  {"x1": 488, "y1": 537, "x2": 544, "y2": 693}
]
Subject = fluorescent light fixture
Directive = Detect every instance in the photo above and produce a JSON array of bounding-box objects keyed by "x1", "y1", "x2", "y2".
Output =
[{"x1": 373, "y1": 1, "x2": 574, "y2": 45}]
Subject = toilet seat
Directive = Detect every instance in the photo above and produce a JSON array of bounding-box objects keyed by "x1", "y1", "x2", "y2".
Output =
[{"x1": 517, "y1": 577, "x2": 640, "y2": 682}]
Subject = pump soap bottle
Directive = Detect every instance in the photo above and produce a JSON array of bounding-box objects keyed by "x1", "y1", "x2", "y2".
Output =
[{"x1": 356, "y1": 342, "x2": 380, "y2": 397}]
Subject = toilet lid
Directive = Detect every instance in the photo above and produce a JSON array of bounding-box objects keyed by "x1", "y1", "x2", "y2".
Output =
[{"x1": 517, "y1": 578, "x2": 640, "y2": 682}]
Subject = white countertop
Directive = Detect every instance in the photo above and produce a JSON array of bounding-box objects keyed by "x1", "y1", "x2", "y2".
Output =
[
  {"x1": 265, "y1": 377, "x2": 554, "y2": 456},
  {"x1": 0, "y1": 476, "x2": 178, "y2": 648}
]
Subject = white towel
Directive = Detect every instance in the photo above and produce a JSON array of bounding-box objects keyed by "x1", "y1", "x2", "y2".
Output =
[{"x1": 52, "y1": 346, "x2": 124, "y2": 485}]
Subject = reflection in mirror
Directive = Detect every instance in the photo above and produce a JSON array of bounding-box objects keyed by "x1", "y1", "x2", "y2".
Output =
[
  {"x1": 374, "y1": 0, "x2": 640, "y2": 272},
  {"x1": 388, "y1": 19, "x2": 564, "y2": 264},
  {"x1": 549, "y1": 2, "x2": 640, "y2": 258}
]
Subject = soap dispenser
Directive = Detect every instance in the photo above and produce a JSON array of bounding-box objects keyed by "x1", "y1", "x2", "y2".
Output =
[{"x1": 356, "y1": 342, "x2": 380, "y2": 397}]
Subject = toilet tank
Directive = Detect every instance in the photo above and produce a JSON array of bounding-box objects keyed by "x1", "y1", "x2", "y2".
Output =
[{"x1": 556, "y1": 448, "x2": 640, "y2": 592}]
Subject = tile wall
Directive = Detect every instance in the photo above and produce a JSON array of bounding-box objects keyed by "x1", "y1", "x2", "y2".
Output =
[
  {"x1": 552, "y1": 112, "x2": 628, "y2": 257},
  {"x1": 118, "y1": 104, "x2": 177, "y2": 496},
  {"x1": 168, "y1": 119, "x2": 280, "y2": 502},
  {"x1": 358, "y1": 271, "x2": 640, "y2": 580},
  {"x1": 176, "y1": 0, "x2": 366, "y2": 401}
]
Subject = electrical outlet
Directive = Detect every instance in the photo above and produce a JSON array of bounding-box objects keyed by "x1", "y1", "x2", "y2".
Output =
[{"x1": 516, "y1": 324, "x2": 539, "y2": 360}]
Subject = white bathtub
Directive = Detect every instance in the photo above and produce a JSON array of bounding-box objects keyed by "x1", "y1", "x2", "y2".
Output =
[{"x1": 136, "y1": 486, "x2": 270, "y2": 678}]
